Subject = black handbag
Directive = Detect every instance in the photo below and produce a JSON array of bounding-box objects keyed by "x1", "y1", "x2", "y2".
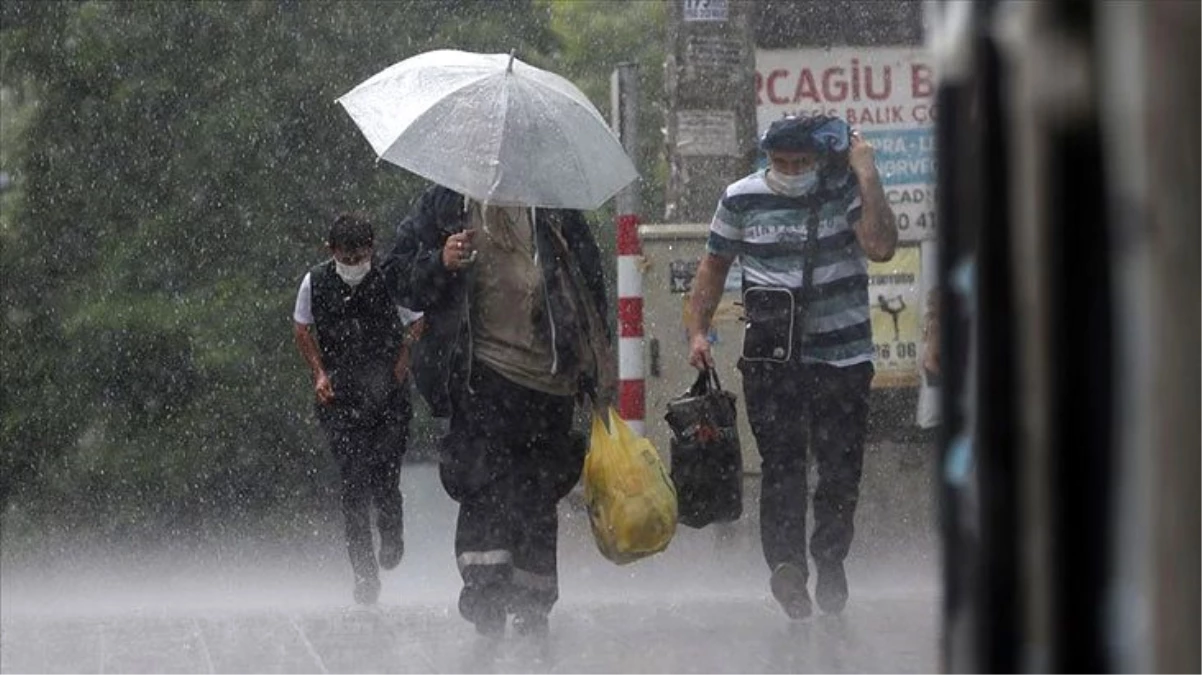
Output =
[{"x1": 665, "y1": 367, "x2": 743, "y2": 528}]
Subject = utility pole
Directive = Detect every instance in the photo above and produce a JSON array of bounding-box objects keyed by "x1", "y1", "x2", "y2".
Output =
[{"x1": 664, "y1": 0, "x2": 759, "y2": 224}]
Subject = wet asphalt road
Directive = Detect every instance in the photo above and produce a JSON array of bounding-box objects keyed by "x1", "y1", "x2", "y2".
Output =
[{"x1": 1, "y1": 460, "x2": 940, "y2": 673}]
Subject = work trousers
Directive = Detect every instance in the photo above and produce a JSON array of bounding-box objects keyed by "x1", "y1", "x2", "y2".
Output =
[
  {"x1": 440, "y1": 363, "x2": 584, "y2": 618},
  {"x1": 741, "y1": 359, "x2": 874, "y2": 577}
]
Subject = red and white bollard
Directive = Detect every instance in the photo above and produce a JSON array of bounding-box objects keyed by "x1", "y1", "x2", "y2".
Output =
[
  {"x1": 611, "y1": 62, "x2": 644, "y2": 435},
  {"x1": 616, "y1": 212, "x2": 644, "y2": 436}
]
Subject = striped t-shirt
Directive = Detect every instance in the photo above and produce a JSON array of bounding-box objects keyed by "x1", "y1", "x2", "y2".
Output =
[{"x1": 707, "y1": 169, "x2": 873, "y2": 367}]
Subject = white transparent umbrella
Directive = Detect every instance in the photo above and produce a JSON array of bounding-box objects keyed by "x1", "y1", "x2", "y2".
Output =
[{"x1": 336, "y1": 49, "x2": 638, "y2": 211}]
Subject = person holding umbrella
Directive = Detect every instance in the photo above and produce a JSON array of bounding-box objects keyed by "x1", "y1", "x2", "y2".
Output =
[
  {"x1": 386, "y1": 187, "x2": 614, "y2": 637},
  {"x1": 337, "y1": 50, "x2": 629, "y2": 637}
]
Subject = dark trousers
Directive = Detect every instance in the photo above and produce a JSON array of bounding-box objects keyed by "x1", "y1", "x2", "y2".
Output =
[
  {"x1": 741, "y1": 359, "x2": 874, "y2": 577},
  {"x1": 440, "y1": 364, "x2": 583, "y2": 618},
  {"x1": 322, "y1": 398, "x2": 410, "y2": 583}
]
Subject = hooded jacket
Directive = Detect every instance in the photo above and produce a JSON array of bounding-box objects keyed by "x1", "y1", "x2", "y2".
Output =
[{"x1": 382, "y1": 184, "x2": 614, "y2": 417}]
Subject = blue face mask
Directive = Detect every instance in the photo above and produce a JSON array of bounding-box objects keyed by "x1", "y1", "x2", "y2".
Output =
[{"x1": 769, "y1": 168, "x2": 819, "y2": 196}]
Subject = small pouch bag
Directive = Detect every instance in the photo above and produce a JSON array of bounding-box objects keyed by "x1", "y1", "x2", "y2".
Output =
[
  {"x1": 739, "y1": 210, "x2": 822, "y2": 365},
  {"x1": 740, "y1": 286, "x2": 797, "y2": 363}
]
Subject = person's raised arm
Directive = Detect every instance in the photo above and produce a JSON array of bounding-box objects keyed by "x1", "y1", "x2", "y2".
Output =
[
  {"x1": 848, "y1": 133, "x2": 899, "y2": 262},
  {"x1": 381, "y1": 185, "x2": 467, "y2": 311}
]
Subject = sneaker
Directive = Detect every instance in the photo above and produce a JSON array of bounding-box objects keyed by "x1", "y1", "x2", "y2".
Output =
[
  {"x1": 769, "y1": 562, "x2": 813, "y2": 620},
  {"x1": 378, "y1": 536, "x2": 404, "y2": 571},
  {"x1": 815, "y1": 562, "x2": 848, "y2": 614},
  {"x1": 353, "y1": 574, "x2": 381, "y2": 606},
  {"x1": 512, "y1": 610, "x2": 549, "y2": 638}
]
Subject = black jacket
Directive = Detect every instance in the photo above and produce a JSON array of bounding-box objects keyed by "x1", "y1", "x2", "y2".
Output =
[{"x1": 383, "y1": 185, "x2": 613, "y2": 417}]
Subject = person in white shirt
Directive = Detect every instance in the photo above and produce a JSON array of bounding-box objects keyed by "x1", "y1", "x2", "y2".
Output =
[{"x1": 292, "y1": 212, "x2": 424, "y2": 605}]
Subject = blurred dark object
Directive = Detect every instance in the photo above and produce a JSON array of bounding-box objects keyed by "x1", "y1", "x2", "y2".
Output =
[
  {"x1": 933, "y1": 0, "x2": 1199, "y2": 672},
  {"x1": 665, "y1": 367, "x2": 743, "y2": 528}
]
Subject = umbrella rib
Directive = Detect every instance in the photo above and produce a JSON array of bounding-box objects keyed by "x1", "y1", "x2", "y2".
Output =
[
  {"x1": 525, "y1": 82, "x2": 597, "y2": 208},
  {"x1": 368, "y1": 70, "x2": 499, "y2": 162},
  {"x1": 486, "y1": 75, "x2": 513, "y2": 204},
  {"x1": 530, "y1": 75, "x2": 637, "y2": 202},
  {"x1": 340, "y1": 64, "x2": 495, "y2": 115},
  {"x1": 347, "y1": 61, "x2": 493, "y2": 99}
]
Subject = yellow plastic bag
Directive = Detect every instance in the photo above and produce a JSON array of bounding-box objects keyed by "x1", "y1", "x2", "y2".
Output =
[{"x1": 583, "y1": 407, "x2": 678, "y2": 564}]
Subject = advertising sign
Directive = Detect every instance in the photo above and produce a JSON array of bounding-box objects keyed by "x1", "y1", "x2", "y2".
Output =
[
  {"x1": 676, "y1": 110, "x2": 740, "y2": 157},
  {"x1": 867, "y1": 244, "x2": 923, "y2": 387},
  {"x1": 756, "y1": 47, "x2": 937, "y2": 242}
]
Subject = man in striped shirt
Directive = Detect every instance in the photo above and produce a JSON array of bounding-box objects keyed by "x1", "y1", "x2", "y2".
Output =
[{"x1": 687, "y1": 115, "x2": 898, "y2": 619}]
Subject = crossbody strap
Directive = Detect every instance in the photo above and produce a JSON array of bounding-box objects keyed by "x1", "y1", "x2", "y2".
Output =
[
  {"x1": 796, "y1": 189, "x2": 831, "y2": 346},
  {"x1": 800, "y1": 211, "x2": 821, "y2": 305}
]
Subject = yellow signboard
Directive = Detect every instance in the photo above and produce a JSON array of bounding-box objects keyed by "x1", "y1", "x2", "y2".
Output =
[{"x1": 868, "y1": 244, "x2": 922, "y2": 388}]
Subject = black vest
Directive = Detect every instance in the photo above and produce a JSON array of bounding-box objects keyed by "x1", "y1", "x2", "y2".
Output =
[{"x1": 309, "y1": 259, "x2": 406, "y2": 374}]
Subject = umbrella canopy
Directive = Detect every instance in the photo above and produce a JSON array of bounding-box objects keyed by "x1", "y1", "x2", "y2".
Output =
[{"x1": 337, "y1": 49, "x2": 638, "y2": 210}]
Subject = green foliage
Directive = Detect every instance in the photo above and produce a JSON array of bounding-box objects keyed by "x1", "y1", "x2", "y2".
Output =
[
  {"x1": 0, "y1": 0, "x2": 666, "y2": 539},
  {"x1": 543, "y1": 0, "x2": 667, "y2": 217}
]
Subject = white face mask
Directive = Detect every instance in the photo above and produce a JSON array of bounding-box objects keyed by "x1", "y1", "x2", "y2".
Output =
[
  {"x1": 768, "y1": 168, "x2": 819, "y2": 196},
  {"x1": 335, "y1": 259, "x2": 371, "y2": 286}
]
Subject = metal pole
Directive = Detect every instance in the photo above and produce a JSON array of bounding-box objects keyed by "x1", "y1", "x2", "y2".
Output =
[{"x1": 612, "y1": 62, "x2": 644, "y2": 436}]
